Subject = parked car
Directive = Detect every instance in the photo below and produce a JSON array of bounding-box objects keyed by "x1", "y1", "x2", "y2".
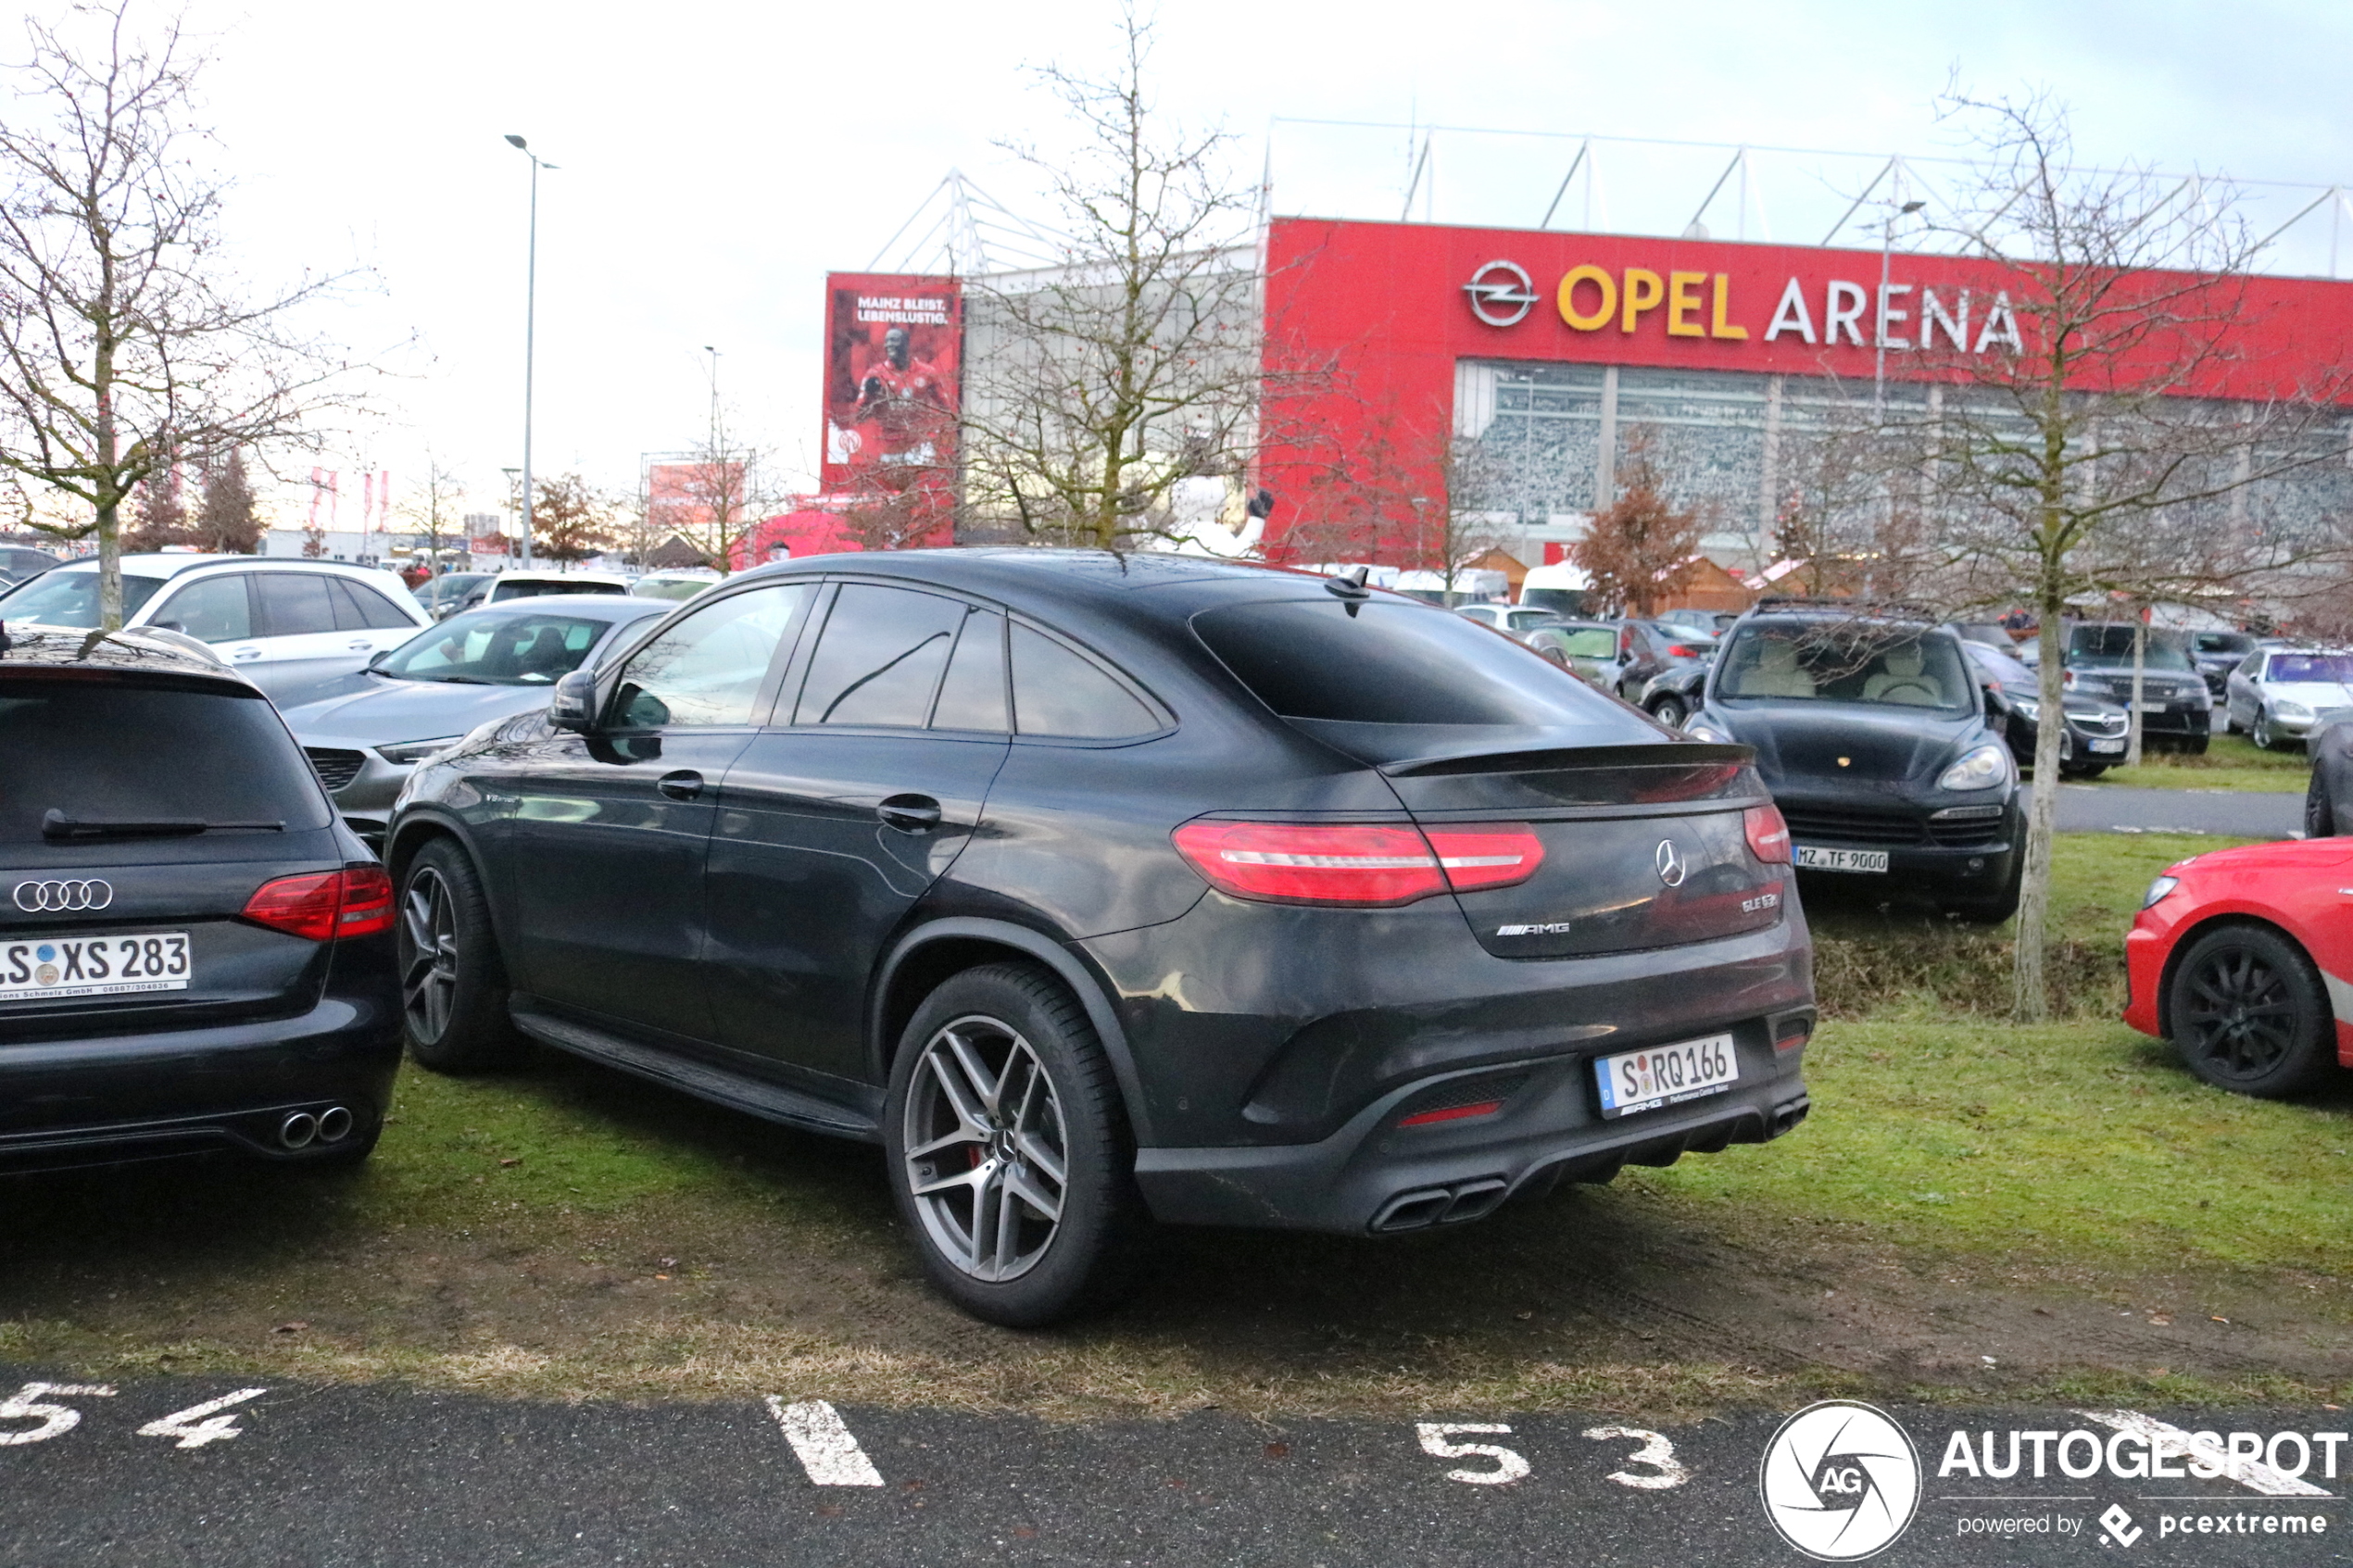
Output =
[
  {"x1": 2305, "y1": 717, "x2": 2353, "y2": 836},
  {"x1": 632, "y1": 570, "x2": 724, "y2": 603},
  {"x1": 2054, "y1": 622, "x2": 2211, "y2": 753},
  {"x1": 283, "y1": 598, "x2": 672, "y2": 849},
  {"x1": 450, "y1": 571, "x2": 634, "y2": 612},
  {"x1": 0, "y1": 624, "x2": 400, "y2": 1173},
  {"x1": 2222, "y1": 646, "x2": 2353, "y2": 750},
  {"x1": 386, "y1": 552, "x2": 1816, "y2": 1325},
  {"x1": 1948, "y1": 621, "x2": 2020, "y2": 653},
  {"x1": 1655, "y1": 608, "x2": 1738, "y2": 636},
  {"x1": 2187, "y1": 629, "x2": 2259, "y2": 696},
  {"x1": 1454, "y1": 602, "x2": 1565, "y2": 636},
  {"x1": 1961, "y1": 640, "x2": 2130, "y2": 778},
  {"x1": 1684, "y1": 604, "x2": 2022, "y2": 922},
  {"x1": 416, "y1": 571, "x2": 492, "y2": 621},
  {"x1": 1520, "y1": 619, "x2": 1627, "y2": 687},
  {"x1": 0, "y1": 554, "x2": 431, "y2": 708},
  {"x1": 0, "y1": 546, "x2": 58, "y2": 587},
  {"x1": 2125, "y1": 840, "x2": 2353, "y2": 1098}
]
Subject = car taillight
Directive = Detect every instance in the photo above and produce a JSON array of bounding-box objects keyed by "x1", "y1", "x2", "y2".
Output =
[
  {"x1": 1170, "y1": 821, "x2": 1544, "y2": 907},
  {"x1": 1422, "y1": 825, "x2": 1546, "y2": 891},
  {"x1": 1667, "y1": 643, "x2": 1701, "y2": 658},
  {"x1": 242, "y1": 866, "x2": 397, "y2": 942},
  {"x1": 1743, "y1": 804, "x2": 1792, "y2": 864}
]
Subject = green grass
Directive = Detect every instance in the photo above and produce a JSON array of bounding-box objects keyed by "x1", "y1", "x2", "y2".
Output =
[{"x1": 2089, "y1": 731, "x2": 2309, "y2": 793}]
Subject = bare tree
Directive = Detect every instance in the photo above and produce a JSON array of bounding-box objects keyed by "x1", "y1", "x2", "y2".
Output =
[
  {"x1": 958, "y1": 6, "x2": 1268, "y2": 549},
  {"x1": 121, "y1": 445, "x2": 184, "y2": 550},
  {"x1": 0, "y1": 4, "x2": 364, "y2": 626},
  {"x1": 394, "y1": 454, "x2": 464, "y2": 574},
  {"x1": 1878, "y1": 91, "x2": 2351, "y2": 1017},
  {"x1": 192, "y1": 443, "x2": 258, "y2": 552},
  {"x1": 1573, "y1": 433, "x2": 1704, "y2": 616},
  {"x1": 670, "y1": 418, "x2": 774, "y2": 574}
]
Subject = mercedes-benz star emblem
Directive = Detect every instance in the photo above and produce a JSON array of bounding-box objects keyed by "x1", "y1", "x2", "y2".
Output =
[
  {"x1": 1655, "y1": 840, "x2": 1687, "y2": 888},
  {"x1": 1462, "y1": 259, "x2": 1539, "y2": 327},
  {"x1": 14, "y1": 879, "x2": 113, "y2": 912}
]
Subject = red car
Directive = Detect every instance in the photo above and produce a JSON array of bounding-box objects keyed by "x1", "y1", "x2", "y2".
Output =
[{"x1": 2124, "y1": 838, "x2": 2353, "y2": 1097}]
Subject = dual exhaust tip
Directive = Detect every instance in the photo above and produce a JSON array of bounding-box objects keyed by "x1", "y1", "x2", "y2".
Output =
[{"x1": 278, "y1": 1106, "x2": 355, "y2": 1150}]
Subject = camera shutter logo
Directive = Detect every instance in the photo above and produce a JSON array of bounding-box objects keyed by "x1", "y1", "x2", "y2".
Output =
[
  {"x1": 1757, "y1": 1400, "x2": 1920, "y2": 1561},
  {"x1": 13, "y1": 880, "x2": 113, "y2": 913},
  {"x1": 1655, "y1": 839, "x2": 1688, "y2": 887},
  {"x1": 1462, "y1": 259, "x2": 1540, "y2": 327}
]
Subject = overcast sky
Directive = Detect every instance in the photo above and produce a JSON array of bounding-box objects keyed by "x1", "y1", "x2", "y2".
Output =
[{"x1": 138, "y1": 0, "x2": 2353, "y2": 527}]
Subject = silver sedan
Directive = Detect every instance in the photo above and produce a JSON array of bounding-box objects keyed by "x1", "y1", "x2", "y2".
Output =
[{"x1": 2223, "y1": 646, "x2": 2353, "y2": 749}]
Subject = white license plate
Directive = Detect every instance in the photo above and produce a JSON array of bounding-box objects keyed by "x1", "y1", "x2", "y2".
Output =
[
  {"x1": 1794, "y1": 846, "x2": 1890, "y2": 873},
  {"x1": 0, "y1": 932, "x2": 191, "y2": 1000},
  {"x1": 2135, "y1": 701, "x2": 2169, "y2": 713},
  {"x1": 2090, "y1": 737, "x2": 2126, "y2": 753},
  {"x1": 1594, "y1": 1033, "x2": 1741, "y2": 1119}
]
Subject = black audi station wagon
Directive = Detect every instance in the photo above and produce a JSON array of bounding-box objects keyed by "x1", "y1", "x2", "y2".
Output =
[
  {"x1": 386, "y1": 552, "x2": 1816, "y2": 1324},
  {"x1": 0, "y1": 626, "x2": 401, "y2": 1171}
]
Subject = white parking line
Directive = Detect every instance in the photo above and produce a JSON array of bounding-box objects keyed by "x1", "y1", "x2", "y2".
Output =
[
  {"x1": 2078, "y1": 1410, "x2": 2334, "y2": 1497},
  {"x1": 763, "y1": 1397, "x2": 884, "y2": 1486}
]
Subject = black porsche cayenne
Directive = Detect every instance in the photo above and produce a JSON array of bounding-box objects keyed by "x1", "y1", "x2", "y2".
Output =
[
  {"x1": 386, "y1": 552, "x2": 1816, "y2": 1325},
  {"x1": 0, "y1": 626, "x2": 401, "y2": 1172}
]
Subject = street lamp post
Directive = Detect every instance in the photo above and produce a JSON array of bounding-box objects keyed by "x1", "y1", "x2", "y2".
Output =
[
  {"x1": 1876, "y1": 199, "x2": 1928, "y2": 413},
  {"x1": 505, "y1": 134, "x2": 558, "y2": 569}
]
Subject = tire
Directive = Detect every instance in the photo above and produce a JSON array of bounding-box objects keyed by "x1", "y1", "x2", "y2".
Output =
[
  {"x1": 885, "y1": 962, "x2": 1147, "y2": 1327},
  {"x1": 1941, "y1": 865, "x2": 2021, "y2": 925},
  {"x1": 2307, "y1": 769, "x2": 2337, "y2": 838},
  {"x1": 2184, "y1": 734, "x2": 2210, "y2": 756},
  {"x1": 2252, "y1": 708, "x2": 2276, "y2": 750},
  {"x1": 2166, "y1": 924, "x2": 2336, "y2": 1098},
  {"x1": 397, "y1": 838, "x2": 529, "y2": 1072},
  {"x1": 2060, "y1": 763, "x2": 2108, "y2": 781},
  {"x1": 1648, "y1": 693, "x2": 1689, "y2": 728}
]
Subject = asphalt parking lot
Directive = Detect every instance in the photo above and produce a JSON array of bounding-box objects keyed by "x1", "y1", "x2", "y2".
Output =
[
  {"x1": 2043, "y1": 783, "x2": 2303, "y2": 840},
  {"x1": 2, "y1": 1373, "x2": 2343, "y2": 1567}
]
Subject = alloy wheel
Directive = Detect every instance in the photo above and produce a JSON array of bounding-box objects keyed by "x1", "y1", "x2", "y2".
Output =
[
  {"x1": 901, "y1": 1015, "x2": 1070, "y2": 1282},
  {"x1": 1652, "y1": 696, "x2": 1687, "y2": 727},
  {"x1": 2253, "y1": 709, "x2": 2274, "y2": 749},
  {"x1": 399, "y1": 866, "x2": 460, "y2": 1044},
  {"x1": 2179, "y1": 944, "x2": 2299, "y2": 1082}
]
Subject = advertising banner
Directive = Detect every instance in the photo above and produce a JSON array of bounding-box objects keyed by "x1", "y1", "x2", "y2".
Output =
[{"x1": 820, "y1": 271, "x2": 960, "y2": 546}]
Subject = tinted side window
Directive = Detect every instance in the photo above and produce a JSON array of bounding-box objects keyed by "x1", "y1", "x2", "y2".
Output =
[
  {"x1": 255, "y1": 572, "x2": 337, "y2": 636},
  {"x1": 330, "y1": 578, "x2": 415, "y2": 630},
  {"x1": 930, "y1": 609, "x2": 1009, "y2": 733},
  {"x1": 794, "y1": 584, "x2": 965, "y2": 728},
  {"x1": 1192, "y1": 600, "x2": 1629, "y2": 727},
  {"x1": 1011, "y1": 623, "x2": 1159, "y2": 739},
  {"x1": 151, "y1": 574, "x2": 252, "y2": 643},
  {"x1": 0, "y1": 677, "x2": 332, "y2": 841},
  {"x1": 613, "y1": 583, "x2": 813, "y2": 728}
]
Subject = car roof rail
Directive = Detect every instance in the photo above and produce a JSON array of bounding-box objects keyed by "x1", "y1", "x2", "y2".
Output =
[{"x1": 1746, "y1": 595, "x2": 1942, "y2": 621}]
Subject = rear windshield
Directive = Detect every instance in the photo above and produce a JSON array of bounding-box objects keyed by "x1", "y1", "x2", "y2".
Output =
[
  {"x1": 379, "y1": 610, "x2": 616, "y2": 685},
  {"x1": 493, "y1": 579, "x2": 624, "y2": 600},
  {"x1": 0, "y1": 570, "x2": 166, "y2": 628},
  {"x1": 2268, "y1": 653, "x2": 2353, "y2": 684},
  {"x1": 1550, "y1": 625, "x2": 1619, "y2": 659},
  {"x1": 0, "y1": 677, "x2": 332, "y2": 843},
  {"x1": 2068, "y1": 625, "x2": 2195, "y2": 671},
  {"x1": 1717, "y1": 621, "x2": 1973, "y2": 713},
  {"x1": 1191, "y1": 598, "x2": 1632, "y2": 726},
  {"x1": 2194, "y1": 631, "x2": 2255, "y2": 656}
]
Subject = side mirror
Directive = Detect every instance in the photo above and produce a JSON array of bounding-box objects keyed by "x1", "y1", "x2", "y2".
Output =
[{"x1": 549, "y1": 669, "x2": 600, "y2": 734}]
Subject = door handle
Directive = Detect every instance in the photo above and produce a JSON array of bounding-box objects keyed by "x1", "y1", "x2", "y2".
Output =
[
  {"x1": 877, "y1": 794, "x2": 943, "y2": 833},
  {"x1": 347, "y1": 639, "x2": 374, "y2": 651},
  {"x1": 229, "y1": 646, "x2": 262, "y2": 661},
  {"x1": 657, "y1": 770, "x2": 704, "y2": 801}
]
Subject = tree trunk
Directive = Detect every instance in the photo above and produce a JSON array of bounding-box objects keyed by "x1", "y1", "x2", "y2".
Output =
[
  {"x1": 2125, "y1": 614, "x2": 2147, "y2": 767},
  {"x1": 2011, "y1": 577, "x2": 2068, "y2": 1021},
  {"x1": 96, "y1": 496, "x2": 123, "y2": 630}
]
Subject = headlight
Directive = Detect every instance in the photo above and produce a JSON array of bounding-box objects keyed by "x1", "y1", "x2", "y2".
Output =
[
  {"x1": 377, "y1": 735, "x2": 463, "y2": 765},
  {"x1": 1937, "y1": 743, "x2": 2011, "y2": 792},
  {"x1": 2010, "y1": 696, "x2": 2041, "y2": 721},
  {"x1": 2271, "y1": 699, "x2": 2313, "y2": 721},
  {"x1": 1684, "y1": 718, "x2": 1733, "y2": 745},
  {"x1": 2142, "y1": 874, "x2": 2181, "y2": 909}
]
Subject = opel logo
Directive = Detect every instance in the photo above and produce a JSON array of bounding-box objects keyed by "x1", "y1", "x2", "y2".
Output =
[
  {"x1": 13, "y1": 879, "x2": 112, "y2": 912},
  {"x1": 1655, "y1": 840, "x2": 1688, "y2": 888},
  {"x1": 1463, "y1": 258, "x2": 1539, "y2": 327}
]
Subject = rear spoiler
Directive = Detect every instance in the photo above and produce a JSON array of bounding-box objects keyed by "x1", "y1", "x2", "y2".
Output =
[{"x1": 1380, "y1": 741, "x2": 1754, "y2": 779}]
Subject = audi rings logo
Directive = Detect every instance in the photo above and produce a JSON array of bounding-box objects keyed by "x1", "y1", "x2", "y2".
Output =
[
  {"x1": 1462, "y1": 259, "x2": 1540, "y2": 327},
  {"x1": 1655, "y1": 839, "x2": 1688, "y2": 888},
  {"x1": 13, "y1": 879, "x2": 112, "y2": 913},
  {"x1": 1758, "y1": 1401, "x2": 1921, "y2": 1561}
]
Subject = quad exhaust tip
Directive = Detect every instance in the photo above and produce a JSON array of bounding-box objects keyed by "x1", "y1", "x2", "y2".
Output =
[{"x1": 278, "y1": 1106, "x2": 353, "y2": 1150}]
